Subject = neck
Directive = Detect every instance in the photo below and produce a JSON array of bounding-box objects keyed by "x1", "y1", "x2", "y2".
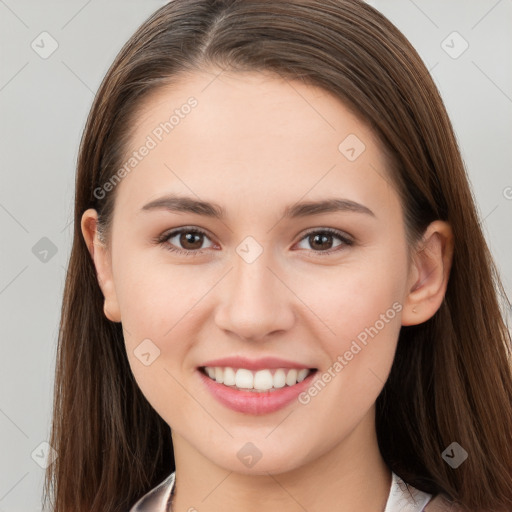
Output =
[{"x1": 171, "y1": 411, "x2": 392, "y2": 512}]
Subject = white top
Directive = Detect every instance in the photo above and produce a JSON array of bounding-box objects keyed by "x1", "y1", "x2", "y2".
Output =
[{"x1": 129, "y1": 470, "x2": 436, "y2": 511}]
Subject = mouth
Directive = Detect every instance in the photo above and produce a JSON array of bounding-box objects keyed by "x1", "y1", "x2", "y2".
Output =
[
  {"x1": 198, "y1": 366, "x2": 318, "y2": 393},
  {"x1": 197, "y1": 365, "x2": 318, "y2": 414}
]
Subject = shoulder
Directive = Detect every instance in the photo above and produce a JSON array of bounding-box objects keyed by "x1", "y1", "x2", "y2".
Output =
[{"x1": 424, "y1": 494, "x2": 465, "y2": 512}]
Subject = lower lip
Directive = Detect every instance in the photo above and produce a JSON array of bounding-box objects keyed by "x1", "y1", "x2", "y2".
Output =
[{"x1": 197, "y1": 368, "x2": 318, "y2": 415}]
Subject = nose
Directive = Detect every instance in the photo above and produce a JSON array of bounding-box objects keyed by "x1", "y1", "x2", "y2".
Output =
[{"x1": 213, "y1": 247, "x2": 296, "y2": 341}]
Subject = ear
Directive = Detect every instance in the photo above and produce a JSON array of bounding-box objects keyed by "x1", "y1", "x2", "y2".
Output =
[
  {"x1": 401, "y1": 220, "x2": 454, "y2": 326},
  {"x1": 80, "y1": 208, "x2": 121, "y2": 323}
]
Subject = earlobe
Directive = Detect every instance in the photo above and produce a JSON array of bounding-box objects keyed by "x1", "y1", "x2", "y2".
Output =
[
  {"x1": 401, "y1": 220, "x2": 454, "y2": 326},
  {"x1": 80, "y1": 209, "x2": 122, "y2": 323}
]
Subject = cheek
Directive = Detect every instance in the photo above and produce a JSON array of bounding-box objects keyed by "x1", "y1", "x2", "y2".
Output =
[
  {"x1": 297, "y1": 244, "x2": 407, "y2": 398},
  {"x1": 114, "y1": 258, "x2": 207, "y2": 420},
  {"x1": 112, "y1": 244, "x2": 212, "y2": 339},
  {"x1": 112, "y1": 250, "x2": 223, "y2": 406},
  {"x1": 302, "y1": 247, "x2": 407, "y2": 343}
]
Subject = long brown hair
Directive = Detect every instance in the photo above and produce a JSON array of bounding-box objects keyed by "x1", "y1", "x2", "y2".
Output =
[{"x1": 44, "y1": 1, "x2": 512, "y2": 511}]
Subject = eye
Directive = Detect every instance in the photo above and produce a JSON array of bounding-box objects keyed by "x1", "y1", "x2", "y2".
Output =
[
  {"x1": 295, "y1": 228, "x2": 353, "y2": 255},
  {"x1": 154, "y1": 226, "x2": 353, "y2": 257},
  {"x1": 155, "y1": 227, "x2": 215, "y2": 256}
]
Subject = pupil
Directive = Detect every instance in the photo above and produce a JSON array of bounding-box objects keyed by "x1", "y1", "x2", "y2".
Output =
[
  {"x1": 311, "y1": 233, "x2": 332, "y2": 250},
  {"x1": 181, "y1": 232, "x2": 202, "y2": 249}
]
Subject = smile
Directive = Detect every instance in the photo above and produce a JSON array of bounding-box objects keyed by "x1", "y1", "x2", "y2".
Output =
[
  {"x1": 201, "y1": 366, "x2": 314, "y2": 392},
  {"x1": 197, "y1": 366, "x2": 319, "y2": 415}
]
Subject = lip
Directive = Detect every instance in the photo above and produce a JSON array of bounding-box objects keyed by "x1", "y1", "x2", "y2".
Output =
[
  {"x1": 199, "y1": 356, "x2": 315, "y2": 372},
  {"x1": 197, "y1": 367, "x2": 318, "y2": 415}
]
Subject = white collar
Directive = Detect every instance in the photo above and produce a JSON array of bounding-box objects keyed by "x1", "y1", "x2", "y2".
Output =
[
  {"x1": 130, "y1": 470, "x2": 433, "y2": 511},
  {"x1": 384, "y1": 471, "x2": 433, "y2": 511}
]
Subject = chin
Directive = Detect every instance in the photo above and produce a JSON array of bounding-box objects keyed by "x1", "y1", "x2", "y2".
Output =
[{"x1": 209, "y1": 442, "x2": 310, "y2": 476}]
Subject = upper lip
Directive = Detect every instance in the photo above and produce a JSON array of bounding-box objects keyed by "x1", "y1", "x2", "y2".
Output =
[{"x1": 199, "y1": 356, "x2": 316, "y2": 371}]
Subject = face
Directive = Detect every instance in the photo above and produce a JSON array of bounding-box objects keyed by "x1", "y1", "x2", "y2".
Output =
[{"x1": 86, "y1": 69, "x2": 419, "y2": 475}]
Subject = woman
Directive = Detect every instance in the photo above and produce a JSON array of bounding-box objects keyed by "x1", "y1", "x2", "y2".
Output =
[{"x1": 44, "y1": 1, "x2": 512, "y2": 511}]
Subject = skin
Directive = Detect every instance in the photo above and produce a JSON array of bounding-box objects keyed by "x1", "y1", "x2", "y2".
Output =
[{"x1": 81, "y1": 68, "x2": 454, "y2": 512}]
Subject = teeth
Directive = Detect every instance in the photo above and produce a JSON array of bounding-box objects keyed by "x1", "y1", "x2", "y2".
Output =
[
  {"x1": 297, "y1": 368, "x2": 310, "y2": 382},
  {"x1": 203, "y1": 366, "x2": 314, "y2": 391},
  {"x1": 273, "y1": 369, "x2": 286, "y2": 388},
  {"x1": 223, "y1": 367, "x2": 236, "y2": 386},
  {"x1": 286, "y1": 369, "x2": 297, "y2": 386}
]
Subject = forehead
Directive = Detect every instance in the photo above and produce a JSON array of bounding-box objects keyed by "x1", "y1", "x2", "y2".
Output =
[{"x1": 113, "y1": 69, "x2": 397, "y2": 216}]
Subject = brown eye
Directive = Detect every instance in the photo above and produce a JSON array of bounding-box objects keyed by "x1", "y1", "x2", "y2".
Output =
[
  {"x1": 178, "y1": 231, "x2": 204, "y2": 250},
  {"x1": 309, "y1": 233, "x2": 335, "y2": 250},
  {"x1": 296, "y1": 228, "x2": 353, "y2": 254},
  {"x1": 158, "y1": 228, "x2": 214, "y2": 255}
]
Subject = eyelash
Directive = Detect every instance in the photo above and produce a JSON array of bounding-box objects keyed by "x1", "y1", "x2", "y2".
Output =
[{"x1": 153, "y1": 226, "x2": 354, "y2": 257}]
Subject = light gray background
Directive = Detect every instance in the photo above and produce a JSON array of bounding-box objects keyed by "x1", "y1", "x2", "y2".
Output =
[{"x1": 0, "y1": 1, "x2": 511, "y2": 510}]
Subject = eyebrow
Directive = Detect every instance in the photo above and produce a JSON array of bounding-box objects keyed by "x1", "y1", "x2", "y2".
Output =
[{"x1": 140, "y1": 194, "x2": 375, "y2": 219}]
